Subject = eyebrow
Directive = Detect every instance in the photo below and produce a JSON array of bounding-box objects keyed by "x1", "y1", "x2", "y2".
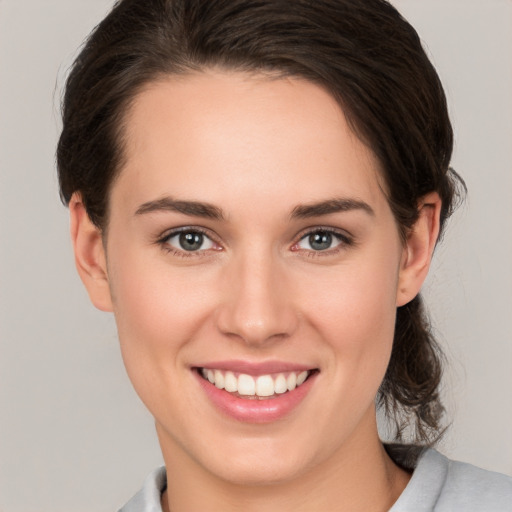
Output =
[
  {"x1": 290, "y1": 198, "x2": 375, "y2": 219},
  {"x1": 135, "y1": 197, "x2": 225, "y2": 220},
  {"x1": 135, "y1": 196, "x2": 374, "y2": 221}
]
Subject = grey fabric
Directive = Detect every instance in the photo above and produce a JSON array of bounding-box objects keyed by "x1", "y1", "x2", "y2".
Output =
[
  {"x1": 119, "y1": 448, "x2": 512, "y2": 511},
  {"x1": 118, "y1": 466, "x2": 166, "y2": 512},
  {"x1": 390, "y1": 449, "x2": 512, "y2": 511}
]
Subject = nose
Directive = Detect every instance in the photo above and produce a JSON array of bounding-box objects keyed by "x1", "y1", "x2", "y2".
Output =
[{"x1": 215, "y1": 250, "x2": 298, "y2": 346}]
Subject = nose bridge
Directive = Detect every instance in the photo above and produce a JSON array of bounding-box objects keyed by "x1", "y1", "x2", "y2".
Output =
[{"x1": 216, "y1": 244, "x2": 297, "y2": 345}]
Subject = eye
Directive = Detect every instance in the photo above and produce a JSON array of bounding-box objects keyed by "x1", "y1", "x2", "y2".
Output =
[
  {"x1": 163, "y1": 229, "x2": 216, "y2": 252},
  {"x1": 294, "y1": 229, "x2": 350, "y2": 252}
]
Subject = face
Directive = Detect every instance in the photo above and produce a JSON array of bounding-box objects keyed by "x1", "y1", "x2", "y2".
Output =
[{"x1": 84, "y1": 71, "x2": 420, "y2": 485}]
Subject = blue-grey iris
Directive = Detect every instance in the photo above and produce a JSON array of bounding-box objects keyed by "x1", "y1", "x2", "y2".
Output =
[
  {"x1": 179, "y1": 232, "x2": 203, "y2": 251},
  {"x1": 309, "y1": 232, "x2": 332, "y2": 250}
]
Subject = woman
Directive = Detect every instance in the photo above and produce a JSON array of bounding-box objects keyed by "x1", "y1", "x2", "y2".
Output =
[{"x1": 57, "y1": 0, "x2": 512, "y2": 510}]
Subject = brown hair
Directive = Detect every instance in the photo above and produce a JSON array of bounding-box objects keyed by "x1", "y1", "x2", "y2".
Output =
[{"x1": 57, "y1": 0, "x2": 465, "y2": 444}]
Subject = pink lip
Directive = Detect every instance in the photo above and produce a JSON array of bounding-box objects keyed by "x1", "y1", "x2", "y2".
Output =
[
  {"x1": 197, "y1": 359, "x2": 313, "y2": 376},
  {"x1": 194, "y1": 365, "x2": 318, "y2": 424}
]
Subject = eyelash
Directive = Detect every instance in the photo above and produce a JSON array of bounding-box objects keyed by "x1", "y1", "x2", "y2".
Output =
[
  {"x1": 155, "y1": 226, "x2": 354, "y2": 258},
  {"x1": 292, "y1": 227, "x2": 355, "y2": 257},
  {"x1": 156, "y1": 227, "x2": 219, "y2": 258}
]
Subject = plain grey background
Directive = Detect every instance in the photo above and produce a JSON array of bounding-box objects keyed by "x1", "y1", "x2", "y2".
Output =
[{"x1": 1, "y1": 0, "x2": 511, "y2": 510}]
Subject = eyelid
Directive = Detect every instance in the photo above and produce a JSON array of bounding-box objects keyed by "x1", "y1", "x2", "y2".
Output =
[
  {"x1": 156, "y1": 226, "x2": 222, "y2": 253},
  {"x1": 291, "y1": 226, "x2": 354, "y2": 252},
  {"x1": 154, "y1": 225, "x2": 354, "y2": 256}
]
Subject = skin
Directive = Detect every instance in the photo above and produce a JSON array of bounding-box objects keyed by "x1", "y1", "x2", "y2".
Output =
[{"x1": 71, "y1": 70, "x2": 441, "y2": 511}]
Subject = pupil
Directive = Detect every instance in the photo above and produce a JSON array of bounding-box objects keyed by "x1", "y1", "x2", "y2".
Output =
[
  {"x1": 179, "y1": 232, "x2": 203, "y2": 251},
  {"x1": 309, "y1": 232, "x2": 332, "y2": 251}
]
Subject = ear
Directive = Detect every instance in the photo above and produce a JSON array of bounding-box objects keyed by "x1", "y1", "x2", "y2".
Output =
[
  {"x1": 396, "y1": 192, "x2": 441, "y2": 307},
  {"x1": 69, "y1": 193, "x2": 113, "y2": 312}
]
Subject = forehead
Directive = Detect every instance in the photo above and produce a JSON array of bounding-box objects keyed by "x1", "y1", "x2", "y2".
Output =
[{"x1": 114, "y1": 70, "x2": 387, "y2": 215}]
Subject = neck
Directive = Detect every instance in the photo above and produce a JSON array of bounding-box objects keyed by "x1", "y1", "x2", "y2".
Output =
[{"x1": 158, "y1": 413, "x2": 410, "y2": 512}]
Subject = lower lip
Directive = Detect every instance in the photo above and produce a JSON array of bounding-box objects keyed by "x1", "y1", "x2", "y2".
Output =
[{"x1": 195, "y1": 371, "x2": 317, "y2": 423}]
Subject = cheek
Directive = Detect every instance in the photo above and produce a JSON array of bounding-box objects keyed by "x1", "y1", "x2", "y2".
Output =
[
  {"x1": 111, "y1": 263, "x2": 214, "y2": 345},
  {"x1": 295, "y1": 250, "x2": 400, "y2": 387},
  {"x1": 300, "y1": 254, "x2": 398, "y2": 334},
  {"x1": 105, "y1": 244, "x2": 217, "y2": 395},
  {"x1": 106, "y1": 258, "x2": 226, "y2": 438}
]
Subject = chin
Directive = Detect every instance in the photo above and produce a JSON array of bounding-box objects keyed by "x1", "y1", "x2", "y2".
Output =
[
  {"x1": 207, "y1": 452, "x2": 309, "y2": 487},
  {"x1": 189, "y1": 427, "x2": 328, "y2": 487}
]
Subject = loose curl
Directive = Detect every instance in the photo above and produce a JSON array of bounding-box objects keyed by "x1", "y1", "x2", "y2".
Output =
[{"x1": 57, "y1": 0, "x2": 465, "y2": 444}]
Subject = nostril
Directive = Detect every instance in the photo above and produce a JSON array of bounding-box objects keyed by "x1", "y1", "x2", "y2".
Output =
[
  {"x1": 215, "y1": 266, "x2": 299, "y2": 344},
  {"x1": 216, "y1": 307, "x2": 298, "y2": 346}
]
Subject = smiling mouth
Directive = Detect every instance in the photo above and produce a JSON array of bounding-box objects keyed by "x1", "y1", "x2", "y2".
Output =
[{"x1": 197, "y1": 368, "x2": 316, "y2": 400}]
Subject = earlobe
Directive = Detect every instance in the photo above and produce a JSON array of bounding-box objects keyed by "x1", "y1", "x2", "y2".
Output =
[
  {"x1": 69, "y1": 193, "x2": 113, "y2": 312},
  {"x1": 396, "y1": 192, "x2": 442, "y2": 307}
]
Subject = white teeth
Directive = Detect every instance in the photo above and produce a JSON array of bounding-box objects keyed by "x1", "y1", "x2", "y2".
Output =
[
  {"x1": 214, "y1": 369, "x2": 225, "y2": 389},
  {"x1": 238, "y1": 374, "x2": 256, "y2": 395},
  {"x1": 224, "y1": 371, "x2": 237, "y2": 392},
  {"x1": 201, "y1": 368, "x2": 312, "y2": 397},
  {"x1": 286, "y1": 372, "x2": 297, "y2": 391},
  {"x1": 256, "y1": 375, "x2": 274, "y2": 397},
  {"x1": 296, "y1": 371, "x2": 308, "y2": 386},
  {"x1": 274, "y1": 374, "x2": 288, "y2": 394}
]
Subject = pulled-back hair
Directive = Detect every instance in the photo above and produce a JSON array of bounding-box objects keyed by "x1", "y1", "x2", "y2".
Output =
[{"x1": 57, "y1": 0, "x2": 465, "y2": 444}]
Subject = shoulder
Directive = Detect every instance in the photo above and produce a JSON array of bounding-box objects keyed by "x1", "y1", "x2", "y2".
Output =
[
  {"x1": 435, "y1": 450, "x2": 512, "y2": 511},
  {"x1": 390, "y1": 446, "x2": 512, "y2": 512},
  {"x1": 118, "y1": 466, "x2": 166, "y2": 512}
]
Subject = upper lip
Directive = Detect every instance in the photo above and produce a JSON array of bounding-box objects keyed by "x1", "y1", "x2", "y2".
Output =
[{"x1": 195, "y1": 360, "x2": 316, "y2": 376}]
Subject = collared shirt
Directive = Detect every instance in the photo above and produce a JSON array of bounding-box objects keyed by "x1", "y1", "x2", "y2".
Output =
[{"x1": 119, "y1": 447, "x2": 512, "y2": 511}]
